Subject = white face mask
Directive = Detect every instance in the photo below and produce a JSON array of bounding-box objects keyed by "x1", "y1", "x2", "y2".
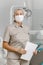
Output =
[{"x1": 15, "y1": 15, "x2": 24, "y2": 22}]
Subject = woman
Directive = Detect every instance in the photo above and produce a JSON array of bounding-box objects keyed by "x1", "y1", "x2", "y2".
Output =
[{"x1": 3, "y1": 8, "x2": 37, "y2": 65}]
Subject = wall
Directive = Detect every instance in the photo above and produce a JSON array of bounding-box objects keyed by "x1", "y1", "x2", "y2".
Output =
[{"x1": 32, "y1": 0, "x2": 43, "y2": 30}]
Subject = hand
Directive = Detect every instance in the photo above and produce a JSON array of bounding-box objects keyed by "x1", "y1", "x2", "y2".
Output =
[
  {"x1": 20, "y1": 48, "x2": 26, "y2": 54},
  {"x1": 33, "y1": 50, "x2": 37, "y2": 55},
  {"x1": 17, "y1": 48, "x2": 26, "y2": 54}
]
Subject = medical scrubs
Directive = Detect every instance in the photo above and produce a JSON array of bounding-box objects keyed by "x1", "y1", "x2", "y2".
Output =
[{"x1": 3, "y1": 22, "x2": 30, "y2": 65}]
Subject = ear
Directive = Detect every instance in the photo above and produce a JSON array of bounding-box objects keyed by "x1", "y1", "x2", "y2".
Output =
[
  {"x1": 23, "y1": 10, "x2": 27, "y2": 17},
  {"x1": 24, "y1": 11, "x2": 27, "y2": 16},
  {"x1": 22, "y1": 9, "x2": 27, "y2": 16}
]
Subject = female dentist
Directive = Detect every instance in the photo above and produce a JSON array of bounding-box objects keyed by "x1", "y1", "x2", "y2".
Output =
[{"x1": 3, "y1": 8, "x2": 37, "y2": 65}]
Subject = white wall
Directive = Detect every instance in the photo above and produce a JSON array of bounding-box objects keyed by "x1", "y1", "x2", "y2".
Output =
[
  {"x1": 32, "y1": 0, "x2": 43, "y2": 9},
  {"x1": 32, "y1": 0, "x2": 43, "y2": 30}
]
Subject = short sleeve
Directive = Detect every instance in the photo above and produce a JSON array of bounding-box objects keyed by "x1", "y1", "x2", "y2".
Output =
[{"x1": 3, "y1": 26, "x2": 10, "y2": 43}]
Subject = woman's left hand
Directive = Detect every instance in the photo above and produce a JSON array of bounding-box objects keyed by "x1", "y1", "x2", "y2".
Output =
[{"x1": 33, "y1": 50, "x2": 37, "y2": 55}]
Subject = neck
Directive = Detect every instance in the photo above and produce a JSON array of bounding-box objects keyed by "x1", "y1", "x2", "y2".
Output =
[{"x1": 15, "y1": 21, "x2": 22, "y2": 27}]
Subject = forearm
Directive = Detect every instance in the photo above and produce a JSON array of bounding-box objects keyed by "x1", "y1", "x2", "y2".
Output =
[
  {"x1": 3, "y1": 41, "x2": 26, "y2": 54},
  {"x1": 3, "y1": 41, "x2": 20, "y2": 53}
]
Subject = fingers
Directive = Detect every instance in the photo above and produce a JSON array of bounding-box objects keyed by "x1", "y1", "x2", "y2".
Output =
[
  {"x1": 17, "y1": 48, "x2": 26, "y2": 54},
  {"x1": 33, "y1": 50, "x2": 37, "y2": 55},
  {"x1": 20, "y1": 49, "x2": 26, "y2": 54}
]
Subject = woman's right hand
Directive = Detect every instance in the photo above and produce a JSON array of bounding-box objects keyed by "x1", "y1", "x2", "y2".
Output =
[{"x1": 17, "y1": 48, "x2": 26, "y2": 54}]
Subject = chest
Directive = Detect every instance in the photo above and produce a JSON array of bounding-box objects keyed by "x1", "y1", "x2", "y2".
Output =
[{"x1": 10, "y1": 26, "x2": 29, "y2": 42}]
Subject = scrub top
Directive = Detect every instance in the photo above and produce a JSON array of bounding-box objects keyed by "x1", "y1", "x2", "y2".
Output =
[{"x1": 3, "y1": 22, "x2": 30, "y2": 59}]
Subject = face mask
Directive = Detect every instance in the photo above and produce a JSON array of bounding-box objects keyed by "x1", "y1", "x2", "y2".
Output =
[{"x1": 15, "y1": 15, "x2": 24, "y2": 22}]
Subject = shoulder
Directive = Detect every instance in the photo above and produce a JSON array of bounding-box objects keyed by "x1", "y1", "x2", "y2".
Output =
[
  {"x1": 23, "y1": 23, "x2": 30, "y2": 32},
  {"x1": 6, "y1": 23, "x2": 16, "y2": 31}
]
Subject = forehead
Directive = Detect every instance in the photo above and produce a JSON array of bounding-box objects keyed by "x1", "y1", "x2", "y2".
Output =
[{"x1": 15, "y1": 9, "x2": 24, "y2": 14}]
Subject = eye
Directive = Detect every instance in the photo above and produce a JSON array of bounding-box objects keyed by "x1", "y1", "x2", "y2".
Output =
[
  {"x1": 20, "y1": 13, "x2": 23, "y2": 15},
  {"x1": 16, "y1": 13, "x2": 19, "y2": 15}
]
